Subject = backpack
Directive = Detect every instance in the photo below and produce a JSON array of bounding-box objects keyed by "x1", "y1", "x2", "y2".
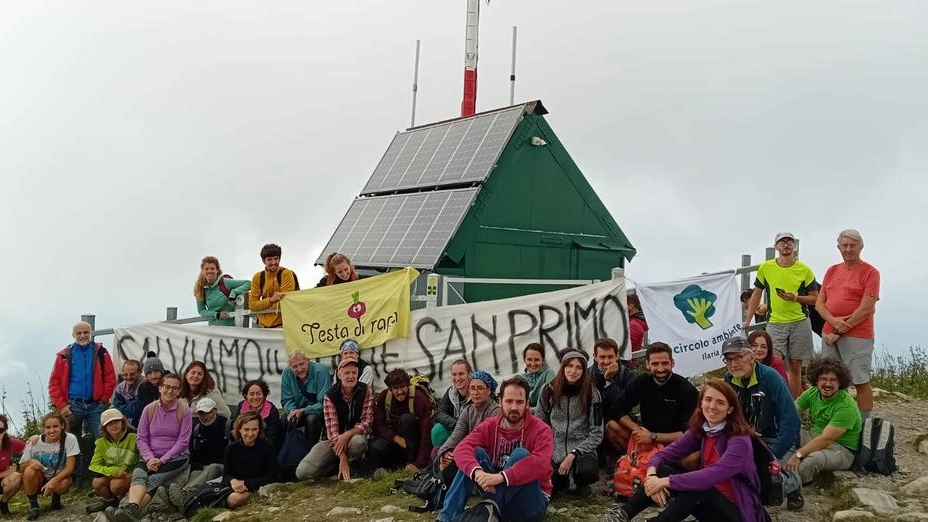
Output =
[
  {"x1": 614, "y1": 439, "x2": 664, "y2": 498},
  {"x1": 259, "y1": 268, "x2": 300, "y2": 294},
  {"x1": 216, "y1": 274, "x2": 232, "y2": 298},
  {"x1": 277, "y1": 419, "x2": 312, "y2": 480},
  {"x1": 398, "y1": 460, "x2": 446, "y2": 513},
  {"x1": 744, "y1": 435, "x2": 785, "y2": 507},
  {"x1": 853, "y1": 417, "x2": 897, "y2": 476},
  {"x1": 452, "y1": 499, "x2": 500, "y2": 522},
  {"x1": 182, "y1": 484, "x2": 233, "y2": 518},
  {"x1": 386, "y1": 373, "x2": 436, "y2": 413}
]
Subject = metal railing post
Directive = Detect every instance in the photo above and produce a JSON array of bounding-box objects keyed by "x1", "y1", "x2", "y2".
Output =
[
  {"x1": 765, "y1": 247, "x2": 775, "y2": 261},
  {"x1": 740, "y1": 255, "x2": 751, "y2": 292},
  {"x1": 166, "y1": 307, "x2": 178, "y2": 321},
  {"x1": 81, "y1": 314, "x2": 96, "y2": 339}
]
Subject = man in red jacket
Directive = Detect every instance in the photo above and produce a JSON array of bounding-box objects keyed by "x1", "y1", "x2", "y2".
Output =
[
  {"x1": 48, "y1": 322, "x2": 117, "y2": 438},
  {"x1": 436, "y1": 375, "x2": 553, "y2": 522}
]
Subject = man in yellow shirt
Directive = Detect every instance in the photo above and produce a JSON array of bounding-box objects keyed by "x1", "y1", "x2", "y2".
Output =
[{"x1": 248, "y1": 243, "x2": 299, "y2": 328}]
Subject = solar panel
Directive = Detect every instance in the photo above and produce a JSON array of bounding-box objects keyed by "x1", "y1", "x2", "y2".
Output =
[
  {"x1": 317, "y1": 188, "x2": 480, "y2": 268},
  {"x1": 361, "y1": 105, "x2": 525, "y2": 194}
]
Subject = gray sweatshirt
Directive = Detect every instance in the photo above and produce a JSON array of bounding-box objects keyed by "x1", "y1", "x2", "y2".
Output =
[
  {"x1": 437, "y1": 398, "x2": 502, "y2": 456},
  {"x1": 536, "y1": 383, "x2": 604, "y2": 462}
]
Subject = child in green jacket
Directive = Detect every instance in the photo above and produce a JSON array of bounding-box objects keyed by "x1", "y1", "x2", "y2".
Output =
[{"x1": 86, "y1": 409, "x2": 140, "y2": 514}]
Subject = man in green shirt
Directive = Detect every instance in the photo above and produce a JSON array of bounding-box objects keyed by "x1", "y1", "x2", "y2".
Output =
[
  {"x1": 743, "y1": 232, "x2": 819, "y2": 398},
  {"x1": 787, "y1": 357, "x2": 861, "y2": 485}
]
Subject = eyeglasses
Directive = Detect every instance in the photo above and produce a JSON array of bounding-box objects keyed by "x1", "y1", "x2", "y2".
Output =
[
  {"x1": 723, "y1": 353, "x2": 749, "y2": 365},
  {"x1": 776, "y1": 239, "x2": 795, "y2": 245},
  {"x1": 469, "y1": 385, "x2": 488, "y2": 392}
]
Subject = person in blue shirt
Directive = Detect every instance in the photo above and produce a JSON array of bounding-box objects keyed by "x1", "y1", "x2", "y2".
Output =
[{"x1": 280, "y1": 351, "x2": 331, "y2": 443}]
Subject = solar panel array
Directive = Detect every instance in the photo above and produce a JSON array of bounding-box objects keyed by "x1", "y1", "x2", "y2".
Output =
[
  {"x1": 317, "y1": 188, "x2": 480, "y2": 268},
  {"x1": 361, "y1": 105, "x2": 524, "y2": 194}
]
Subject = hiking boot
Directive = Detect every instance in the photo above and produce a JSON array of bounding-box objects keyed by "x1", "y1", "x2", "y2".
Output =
[
  {"x1": 26, "y1": 507, "x2": 40, "y2": 521},
  {"x1": 50, "y1": 493, "x2": 62, "y2": 510},
  {"x1": 113, "y1": 503, "x2": 142, "y2": 522},
  {"x1": 104, "y1": 506, "x2": 118, "y2": 521},
  {"x1": 167, "y1": 483, "x2": 185, "y2": 512},
  {"x1": 787, "y1": 490, "x2": 804, "y2": 511},
  {"x1": 602, "y1": 504, "x2": 630, "y2": 522},
  {"x1": 87, "y1": 497, "x2": 119, "y2": 514},
  {"x1": 155, "y1": 486, "x2": 175, "y2": 510},
  {"x1": 0, "y1": 501, "x2": 9, "y2": 515}
]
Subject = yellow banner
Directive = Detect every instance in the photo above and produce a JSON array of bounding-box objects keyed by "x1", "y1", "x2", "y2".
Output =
[{"x1": 281, "y1": 267, "x2": 420, "y2": 357}]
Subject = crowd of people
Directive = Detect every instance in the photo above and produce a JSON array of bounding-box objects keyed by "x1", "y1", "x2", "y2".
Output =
[{"x1": 0, "y1": 228, "x2": 879, "y2": 521}]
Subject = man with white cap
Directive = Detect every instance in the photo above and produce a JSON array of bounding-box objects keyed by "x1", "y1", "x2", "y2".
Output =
[
  {"x1": 743, "y1": 232, "x2": 820, "y2": 398},
  {"x1": 161, "y1": 397, "x2": 228, "y2": 511}
]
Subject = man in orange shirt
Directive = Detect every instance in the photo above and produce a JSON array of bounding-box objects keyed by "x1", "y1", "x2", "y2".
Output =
[{"x1": 815, "y1": 229, "x2": 880, "y2": 420}]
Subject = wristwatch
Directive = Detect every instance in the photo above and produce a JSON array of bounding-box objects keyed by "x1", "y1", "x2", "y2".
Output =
[
  {"x1": 794, "y1": 451, "x2": 804, "y2": 460},
  {"x1": 650, "y1": 432, "x2": 658, "y2": 442}
]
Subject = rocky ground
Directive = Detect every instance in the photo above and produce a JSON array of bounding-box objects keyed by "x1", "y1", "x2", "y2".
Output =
[{"x1": 6, "y1": 389, "x2": 927, "y2": 521}]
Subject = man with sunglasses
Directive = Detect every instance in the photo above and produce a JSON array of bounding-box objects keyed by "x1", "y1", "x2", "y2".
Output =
[{"x1": 743, "y1": 232, "x2": 819, "y2": 398}]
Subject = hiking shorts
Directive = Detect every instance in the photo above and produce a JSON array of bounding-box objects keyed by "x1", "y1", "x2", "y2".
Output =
[
  {"x1": 131, "y1": 457, "x2": 189, "y2": 495},
  {"x1": 822, "y1": 336, "x2": 874, "y2": 385},
  {"x1": 767, "y1": 318, "x2": 815, "y2": 363}
]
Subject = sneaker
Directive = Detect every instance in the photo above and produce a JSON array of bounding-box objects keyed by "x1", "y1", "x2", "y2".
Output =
[
  {"x1": 50, "y1": 493, "x2": 62, "y2": 510},
  {"x1": 786, "y1": 491, "x2": 804, "y2": 511},
  {"x1": 86, "y1": 497, "x2": 119, "y2": 514},
  {"x1": 104, "y1": 506, "x2": 118, "y2": 521},
  {"x1": 602, "y1": 504, "x2": 630, "y2": 522},
  {"x1": 27, "y1": 507, "x2": 40, "y2": 521},
  {"x1": 113, "y1": 503, "x2": 142, "y2": 522}
]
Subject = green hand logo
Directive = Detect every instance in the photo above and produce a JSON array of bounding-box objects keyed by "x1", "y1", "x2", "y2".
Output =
[{"x1": 673, "y1": 284, "x2": 717, "y2": 330}]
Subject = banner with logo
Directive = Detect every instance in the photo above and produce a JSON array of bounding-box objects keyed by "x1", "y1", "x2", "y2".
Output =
[
  {"x1": 281, "y1": 268, "x2": 420, "y2": 357},
  {"x1": 635, "y1": 272, "x2": 742, "y2": 377},
  {"x1": 113, "y1": 275, "x2": 628, "y2": 405}
]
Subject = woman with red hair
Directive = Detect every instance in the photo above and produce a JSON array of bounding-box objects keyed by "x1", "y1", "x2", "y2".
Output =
[
  {"x1": 316, "y1": 252, "x2": 361, "y2": 287},
  {"x1": 194, "y1": 256, "x2": 251, "y2": 326}
]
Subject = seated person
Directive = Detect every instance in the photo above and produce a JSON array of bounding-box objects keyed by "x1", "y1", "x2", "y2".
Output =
[
  {"x1": 161, "y1": 397, "x2": 230, "y2": 511},
  {"x1": 369, "y1": 369, "x2": 433, "y2": 472},
  {"x1": 619, "y1": 343, "x2": 699, "y2": 448},
  {"x1": 787, "y1": 357, "x2": 862, "y2": 485},
  {"x1": 113, "y1": 373, "x2": 192, "y2": 522},
  {"x1": 220, "y1": 412, "x2": 278, "y2": 509},
  {"x1": 749, "y1": 330, "x2": 790, "y2": 385},
  {"x1": 86, "y1": 409, "x2": 139, "y2": 514},
  {"x1": 280, "y1": 351, "x2": 331, "y2": 443},
  {"x1": 112, "y1": 360, "x2": 144, "y2": 428},
  {"x1": 332, "y1": 340, "x2": 374, "y2": 388},
  {"x1": 436, "y1": 371, "x2": 501, "y2": 486},
  {"x1": 521, "y1": 343, "x2": 554, "y2": 410},
  {"x1": 135, "y1": 352, "x2": 165, "y2": 408},
  {"x1": 231, "y1": 380, "x2": 282, "y2": 451},
  {"x1": 604, "y1": 380, "x2": 766, "y2": 522},
  {"x1": 0, "y1": 413, "x2": 26, "y2": 516},
  {"x1": 589, "y1": 338, "x2": 636, "y2": 455},
  {"x1": 537, "y1": 349, "x2": 603, "y2": 497},
  {"x1": 180, "y1": 361, "x2": 231, "y2": 419},
  {"x1": 431, "y1": 359, "x2": 472, "y2": 448},
  {"x1": 296, "y1": 358, "x2": 373, "y2": 481},
  {"x1": 19, "y1": 412, "x2": 79, "y2": 521},
  {"x1": 436, "y1": 376, "x2": 553, "y2": 522}
]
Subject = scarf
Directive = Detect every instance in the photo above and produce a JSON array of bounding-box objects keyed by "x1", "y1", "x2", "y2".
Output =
[
  {"x1": 702, "y1": 420, "x2": 727, "y2": 437},
  {"x1": 240, "y1": 399, "x2": 273, "y2": 419}
]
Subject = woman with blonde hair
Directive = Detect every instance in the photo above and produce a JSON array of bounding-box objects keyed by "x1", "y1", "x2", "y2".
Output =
[
  {"x1": 194, "y1": 256, "x2": 250, "y2": 326},
  {"x1": 316, "y1": 252, "x2": 361, "y2": 287}
]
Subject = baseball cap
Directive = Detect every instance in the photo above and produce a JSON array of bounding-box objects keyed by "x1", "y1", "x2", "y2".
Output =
[
  {"x1": 338, "y1": 358, "x2": 359, "y2": 371},
  {"x1": 720, "y1": 337, "x2": 751, "y2": 355},
  {"x1": 195, "y1": 397, "x2": 217, "y2": 413},
  {"x1": 774, "y1": 232, "x2": 796, "y2": 243},
  {"x1": 100, "y1": 408, "x2": 125, "y2": 427}
]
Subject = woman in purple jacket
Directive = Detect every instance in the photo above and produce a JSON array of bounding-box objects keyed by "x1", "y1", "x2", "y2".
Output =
[{"x1": 604, "y1": 379, "x2": 765, "y2": 522}]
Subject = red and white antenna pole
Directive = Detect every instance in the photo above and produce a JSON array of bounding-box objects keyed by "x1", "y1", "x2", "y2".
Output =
[{"x1": 460, "y1": 0, "x2": 480, "y2": 117}]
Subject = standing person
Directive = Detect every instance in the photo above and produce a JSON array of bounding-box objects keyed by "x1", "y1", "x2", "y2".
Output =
[
  {"x1": 135, "y1": 352, "x2": 165, "y2": 408},
  {"x1": 219, "y1": 412, "x2": 278, "y2": 509},
  {"x1": 788, "y1": 357, "x2": 862, "y2": 485},
  {"x1": 315, "y1": 252, "x2": 361, "y2": 287},
  {"x1": 435, "y1": 376, "x2": 553, "y2": 522},
  {"x1": 113, "y1": 360, "x2": 144, "y2": 428},
  {"x1": 521, "y1": 343, "x2": 555, "y2": 410},
  {"x1": 603, "y1": 380, "x2": 766, "y2": 522},
  {"x1": 113, "y1": 374, "x2": 191, "y2": 522},
  {"x1": 537, "y1": 350, "x2": 603, "y2": 498},
  {"x1": 435, "y1": 371, "x2": 501, "y2": 486},
  {"x1": 194, "y1": 256, "x2": 251, "y2": 326},
  {"x1": 369, "y1": 369, "x2": 433, "y2": 472},
  {"x1": 590, "y1": 338, "x2": 636, "y2": 456},
  {"x1": 248, "y1": 243, "x2": 298, "y2": 328},
  {"x1": 48, "y1": 321, "x2": 117, "y2": 439},
  {"x1": 231, "y1": 380, "x2": 283, "y2": 451},
  {"x1": 627, "y1": 294, "x2": 649, "y2": 354},
  {"x1": 85, "y1": 409, "x2": 139, "y2": 514},
  {"x1": 741, "y1": 290, "x2": 768, "y2": 326},
  {"x1": 179, "y1": 361, "x2": 231, "y2": 419},
  {"x1": 19, "y1": 412, "x2": 80, "y2": 521},
  {"x1": 0, "y1": 414, "x2": 26, "y2": 516},
  {"x1": 816, "y1": 229, "x2": 881, "y2": 420},
  {"x1": 743, "y1": 232, "x2": 819, "y2": 399},
  {"x1": 748, "y1": 330, "x2": 789, "y2": 384},
  {"x1": 280, "y1": 351, "x2": 331, "y2": 443},
  {"x1": 332, "y1": 339, "x2": 375, "y2": 388},
  {"x1": 431, "y1": 359, "x2": 473, "y2": 448},
  {"x1": 296, "y1": 358, "x2": 374, "y2": 481}
]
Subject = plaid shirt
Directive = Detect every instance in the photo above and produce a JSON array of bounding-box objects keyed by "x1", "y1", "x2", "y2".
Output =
[{"x1": 323, "y1": 385, "x2": 374, "y2": 446}]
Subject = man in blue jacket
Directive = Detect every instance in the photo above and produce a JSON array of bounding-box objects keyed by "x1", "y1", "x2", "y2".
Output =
[
  {"x1": 722, "y1": 336, "x2": 803, "y2": 511},
  {"x1": 280, "y1": 351, "x2": 331, "y2": 443}
]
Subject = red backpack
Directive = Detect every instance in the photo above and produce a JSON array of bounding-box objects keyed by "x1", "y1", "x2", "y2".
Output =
[{"x1": 614, "y1": 438, "x2": 664, "y2": 498}]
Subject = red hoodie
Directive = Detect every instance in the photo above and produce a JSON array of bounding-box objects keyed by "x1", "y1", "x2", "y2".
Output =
[
  {"x1": 453, "y1": 409, "x2": 554, "y2": 496},
  {"x1": 48, "y1": 343, "x2": 117, "y2": 410}
]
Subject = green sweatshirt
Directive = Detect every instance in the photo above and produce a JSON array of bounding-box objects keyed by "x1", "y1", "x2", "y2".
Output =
[
  {"x1": 197, "y1": 275, "x2": 251, "y2": 326},
  {"x1": 88, "y1": 431, "x2": 140, "y2": 477}
]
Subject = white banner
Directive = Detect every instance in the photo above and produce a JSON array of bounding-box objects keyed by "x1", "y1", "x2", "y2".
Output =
[
  {"x1": 635, "y1": 272, "x2": 742, "y2": 377},
  {"x1": 113, "y1": 277, "x2": 628, "y2": 405}
]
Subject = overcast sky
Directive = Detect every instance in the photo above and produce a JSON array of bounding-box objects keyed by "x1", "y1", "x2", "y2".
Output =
[{"x1": 1, "y1": 1, "x2": 925, "y2": 424}]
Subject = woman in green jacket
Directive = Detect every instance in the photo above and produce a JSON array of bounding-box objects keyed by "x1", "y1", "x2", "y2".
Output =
[
  {"x1": 86, "y1": 409, "x2": 140, "y2": 514},
  {"x1": 195, "y1": 256, "x2": 251, "y2": 326},
  {"x1": 522, "y1": 342, "x2": 555, "y2": 410}
]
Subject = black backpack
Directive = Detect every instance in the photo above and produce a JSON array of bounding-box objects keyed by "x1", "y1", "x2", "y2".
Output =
[
  {"x1": 452, "y1": 499, "x2": 500, "y2": 522},
  {"x1": 259, "y1": 268, "x2": 300, "y2": 293},
  {"x1": 744, "y1": 435, "x2": 784, "y2": 507},
  {"x1": 853, "y1": 417, "x2": 897, "y2": 475},
  {"x1": 397, "y1": 460, "x2": 446, "y2": 513},
  {"x1": 182, "y1": 484, "x2": 233, "y2": 518}
]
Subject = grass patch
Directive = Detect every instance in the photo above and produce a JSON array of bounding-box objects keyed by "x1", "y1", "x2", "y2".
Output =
[
  {"x1": 871, "y1": 346, "x2": 928, "y2": 399},
  {"x1": 189, "y1": 507, "x2": 222, "y2": 522}
]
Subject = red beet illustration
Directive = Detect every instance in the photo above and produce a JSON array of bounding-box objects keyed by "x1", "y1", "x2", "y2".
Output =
[{"x1": 347, "y1": 291, "x2": 367, "y2": 328}]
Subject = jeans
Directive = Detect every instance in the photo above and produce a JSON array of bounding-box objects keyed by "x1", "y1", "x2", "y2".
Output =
[
  {"x1": 620, "y1": 464, "x2": 740, "y2": 522},
  {"x1": 437, "y1": 447, "x2": 548, "y2": 522},
  {"x1": 68, "y1": 400, "x2": 106, "y2": 439}
]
